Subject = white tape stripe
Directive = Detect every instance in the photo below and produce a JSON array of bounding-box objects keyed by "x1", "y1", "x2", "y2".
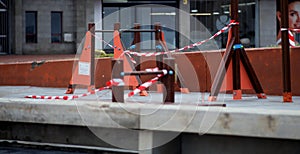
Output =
[{"x1": 125, "y1": 20, "x2": 238, "y2": 57}]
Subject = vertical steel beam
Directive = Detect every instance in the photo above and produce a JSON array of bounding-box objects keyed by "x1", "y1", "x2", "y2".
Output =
[
  {"x1": 280, "y1": 0, "x2": 293, "y2": 102},
  {"x1": 112, "y1": 59, "x2": 124, "y2": 103},
  {"x1": 231, "y1": 0, "x2": 242, "y2": 100},
  {"x1": 163, "y1": 58, "x2": 175, "y2": 103},
  {"x1": 88, "y1": 23, "x2": 95, "y2": 92}
]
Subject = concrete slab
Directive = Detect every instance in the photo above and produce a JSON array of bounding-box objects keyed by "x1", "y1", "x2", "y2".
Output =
[{"x1": 0, "y1": 86, "x2": 300, "y2": 142}]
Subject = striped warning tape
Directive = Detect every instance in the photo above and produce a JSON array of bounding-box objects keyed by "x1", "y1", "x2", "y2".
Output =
[
  {"x1": 124, "y1": 20, "x2": 239, "y2": 57},
  {"x1": 127, "y1": 67, "x2": 167, "y2": 97},
  {"x1": 25, "y1": 79, "x2": 124, "y2": 100},
  {"x1": 92, "y1": 20, "x2": 238, "y2": 59},
  {"x1": 280, "y1": 28, "x2": 297, "y2": 47},
  {"x1": 289, "y1": 30, "x2": 296, "y2": 47},
  {"x1": 288, "y1": 28, "x2": 300, "y2": 33}
]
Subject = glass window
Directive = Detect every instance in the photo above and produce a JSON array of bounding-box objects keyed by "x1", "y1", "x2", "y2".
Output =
[
  {"x1": 190, "y1": 0, "x2": 256, "y2": 48},
  {"x1": 137, "y1": 7, "x2": 152, "y2": 49},
  {"x1": 103, "y1": 7, "x2": 119, "y2": 52},
  {"x1": 25, "y1": 11, "x2": 37, "y2": 43},
  {"x1": 103, "y1": 1, "x2": 177, "y2": 52},
  {"x1": 51, "y1": 12, "x2": 63, "y2": 43},
  {"x1": 151, "y1": 6, "x2": 176, "y2": 50}
]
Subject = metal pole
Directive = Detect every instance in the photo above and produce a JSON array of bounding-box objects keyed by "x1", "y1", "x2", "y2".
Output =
[
  {"x1": 121, "y1": 70, "x2": 167, "y2": 76},
  {"x1": 155, "y1": 23, "x2": 163, "y2": 70},
  {"x1": 231, "y1": 0, "x2": 241, "y2": 100},
  {"x1": 281, "y1": 0, "x2": 293, "y2": 102},
  {"x1": 88, "y1": 23, "x2": 95, "y2": 92},
  {"x1": 163, "y1": 58, "x2": 175, "y2": 103},
  {"x1": 112, "y1": 59, "x2": 124, "y2": 103}
]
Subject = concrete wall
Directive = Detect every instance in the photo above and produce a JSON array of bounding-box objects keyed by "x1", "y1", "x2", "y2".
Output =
[
  {"x1": 181, "y1": 133, "x2": 300, "y2": 154},
  {"x1": 12, "y1": 0, "x2": 102, "y2": 55},
  {"x1": 19, "y1": 0, "x2": 76, "y2": 54},
  {"x1": 0, "y1": 107, "x2": 300, "y2": 154},
  {"x1": 13, "y1": 0, "x2": 23, "y2": 55},
  {"x1": 75, "y1": 0, "x2": 102, "y2": 49},
  {"x1": 257, "y1": 0, "x2": 277, "y2": 47},
  {"x1": 0, "y1": 57, "x2": 111, "y2": 88}
]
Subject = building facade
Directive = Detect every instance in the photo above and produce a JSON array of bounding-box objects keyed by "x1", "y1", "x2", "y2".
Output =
[{"x1": 0, "y1": 0, "x2": 277, "y2": 55}]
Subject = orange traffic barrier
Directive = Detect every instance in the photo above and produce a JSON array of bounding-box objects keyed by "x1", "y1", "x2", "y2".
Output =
[
  {"x1": 113, "y1": 23, "x2": 140, "y2": 89},
  {"x1": 66, "y1": 31, "x2": 94, "y2": 94}
]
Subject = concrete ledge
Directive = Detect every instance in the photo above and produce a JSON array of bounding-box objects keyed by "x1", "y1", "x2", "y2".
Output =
[
  {"x1": 1, "y1": 97, "x2": 300, "y2": 140},
  {"x1": 0, "y1": 98, "x2": 139, "y2": 129}
]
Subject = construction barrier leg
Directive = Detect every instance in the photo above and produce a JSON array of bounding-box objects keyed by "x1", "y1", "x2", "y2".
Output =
[
  {"x1": 162, "y1": 58, "x2": 175, "y2": 104},
  {"x1": 65, "y1": 84, "x2": 75, "y2": 94},
  {"x1": 283, "y1": 92, "x2": 293, "y2": 103},
  {"x1": 112, "y1": 59, "x2": 124, "y2": 103},
  {"x1": 233, "y1": 89, "x2": 242, "y2": 100}
]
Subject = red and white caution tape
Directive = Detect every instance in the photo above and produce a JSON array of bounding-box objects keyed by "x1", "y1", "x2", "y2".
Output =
[
  {"x1": 288, "y1": 28, "x2": 300, "y2": 33},
  {"x1": 128, "y1": 68, "x2": 167, "y2": 97},
  {"x1": 25, "y1": 79, "x2": 124, "y2": 100},
  {"x1": 106, "y1": 78, "x2": 125, "y2": 87},
  {"x1": 145, "y1": 67, "x2": 159, "y2": 72},
  {"x1": 125, "y1": 20, "x2": 239, "y2": 57},
  {"x1": 91, "y1": 20, "x2": 239, "y2": 58},
  {"x1": 280, "y1": 28, "x2": 296, "y2": 47},
  {"x1": 289, "y1": 30, "x2": 296, "y2": 47}
]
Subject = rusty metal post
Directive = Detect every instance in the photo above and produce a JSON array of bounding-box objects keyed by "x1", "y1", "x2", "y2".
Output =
[
  {"x1": 280, "y1": 0, "x2": 293, "y2": 102},
  {"x1": 112, "y1": 59, "x2": 124, "y2": 102},
  {"x1": 230, "y1": 0, "x2": 242, "y2": 100},
  {"x1": 113, "y1": 22, "x2": 121, "y2": 52},
  {"x1": 88, "y1": 23, "x2": 95, "y2": 92},
  {"x1": 162, "y1": 58, "x2": 175, "y2": 103},
  {"x1": 155, "y1": 22, "x2": 165, "y2": 93}
]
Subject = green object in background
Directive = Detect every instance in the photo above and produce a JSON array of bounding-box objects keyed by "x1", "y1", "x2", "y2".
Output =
[{"x1": 95, "y1": 50, "x2": 114, "y2": 58}]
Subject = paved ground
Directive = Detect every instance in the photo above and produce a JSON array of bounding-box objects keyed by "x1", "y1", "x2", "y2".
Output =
[{"x1": 1, "y1": 85, "x2": 299, "y2": 109}]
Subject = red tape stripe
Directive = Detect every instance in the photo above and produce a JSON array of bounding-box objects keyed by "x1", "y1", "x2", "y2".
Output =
[
  {"x1": 25, "y1": 79, "x2": 124, "y2": 100},
  {"x1": 125, "y1": 20, "x2": 239, "y2": 57}
]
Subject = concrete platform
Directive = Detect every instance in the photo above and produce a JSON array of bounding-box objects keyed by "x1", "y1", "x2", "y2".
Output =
[{"x1": 0, "y1": 86, "x2": 300, "y2": 153}]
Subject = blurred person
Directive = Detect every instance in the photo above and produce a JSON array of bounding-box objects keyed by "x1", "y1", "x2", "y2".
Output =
[{"x1": 276, "y1": 0, "x2": 300, "y2": 45}]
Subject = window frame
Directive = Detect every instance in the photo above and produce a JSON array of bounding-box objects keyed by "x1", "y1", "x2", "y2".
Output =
[
  {"x1": 51, "y1": 11, "x2": 63, "y2": 43},
  {"x1": 25, "y1": 11, "x2": 38, "y2": 43},
  {"x1": 102, "y1": 1, "x2": 178, "y2": 52}
]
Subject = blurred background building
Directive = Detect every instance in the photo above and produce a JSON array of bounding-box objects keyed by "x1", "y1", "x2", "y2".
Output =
[{"x1": 0, "y1": 0, "x2": 276, "y2": 55}]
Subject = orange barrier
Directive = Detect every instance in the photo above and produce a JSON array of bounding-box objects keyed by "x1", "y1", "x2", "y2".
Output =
[
  {"x1": 66, "y1": 31, "x2": 94, "y2": 94},
  {"x1": 113, "y1": 23, "x2": 140, "y2": 89}
]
